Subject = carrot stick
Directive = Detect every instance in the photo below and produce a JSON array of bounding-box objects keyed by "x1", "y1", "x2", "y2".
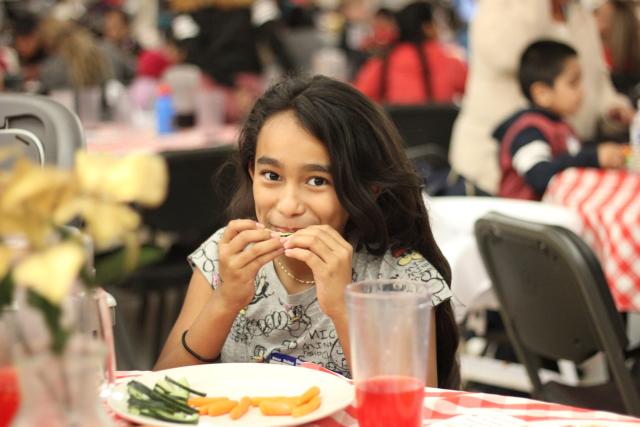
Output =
[
  {"x1": 229, "y1": 396, "x2": 251, "y2": 420},
  {"x1": 294, "y1": 386, "x2": 320, "y2": 406},
  {"x1": 250, "y1": 396, "x2": 296, "y2": 407},
  {"x1": 292, "y1": 395, "x2": 321, "y2": 418},
  {"x1": 259, "y1": 399, "x2": 293, "y2": 415},
  {"x1": 207, "y1": 399, "x2": 238, "y2": 416},
  {"x1": 188, "y1": 396, "x2": 227, "y2": 407}
]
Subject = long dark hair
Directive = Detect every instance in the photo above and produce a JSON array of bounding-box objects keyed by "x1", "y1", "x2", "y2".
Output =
[
  {"x1": 380, "y1": 1, "x2": 433, "y2": 101},
  {"x1": 229, "y1": 75, "x2": 460, "y2": 389}
]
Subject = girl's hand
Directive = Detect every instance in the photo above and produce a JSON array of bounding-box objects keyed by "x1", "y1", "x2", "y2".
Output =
[
  {"x1": 282, "y1": 225, "x2": 353, "y2": 318},
  {"x1": 218, "y1": 219, "x2": 284, "y2": 311}
]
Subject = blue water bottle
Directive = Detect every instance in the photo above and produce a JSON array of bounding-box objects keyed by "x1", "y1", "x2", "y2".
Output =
[{"x1": 155, "y1": 84, "x2": 174, "y2": 135}]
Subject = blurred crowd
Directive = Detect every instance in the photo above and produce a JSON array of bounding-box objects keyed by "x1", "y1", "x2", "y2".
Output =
[
  {"x1": 0, "y1": 0, "x2": 471, "y2": 123},
  {"x1": 0, "y1": 0, "x2": 639, "y2": 197}
]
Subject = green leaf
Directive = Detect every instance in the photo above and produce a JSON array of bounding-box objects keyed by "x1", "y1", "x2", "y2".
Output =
[
  {"x1": 94, "y1": 245, "x2": 167, "y2": 286},
  {"x1": 0, "y1": 274, "x2": 14, "y2": 309},
  {"x1": 27, "y1": 289, "x2": 69, "y2": 354}
]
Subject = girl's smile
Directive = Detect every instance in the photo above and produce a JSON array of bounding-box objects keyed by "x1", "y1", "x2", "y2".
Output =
[{"x1": 249, "y1": 110, "x2": 349, "y2": 237}]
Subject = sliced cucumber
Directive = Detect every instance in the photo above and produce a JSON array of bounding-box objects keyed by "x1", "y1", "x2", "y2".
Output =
[
  {"x1": 126, "y1": 378, "x2": 201, "y2": 424},
  {"x1": 165, "y1": 376, "x2": 207, "y2": 397},
  {"x1": 156, "y1": 378, "x2": 189, "y2": 401}
]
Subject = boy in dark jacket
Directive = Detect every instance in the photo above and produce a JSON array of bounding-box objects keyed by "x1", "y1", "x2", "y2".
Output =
[{"x1": 494, "y1": 40, "x2": 626, "y2": 200}]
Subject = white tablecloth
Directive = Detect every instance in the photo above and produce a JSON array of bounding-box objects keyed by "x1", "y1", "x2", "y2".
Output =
[{"x1": 425, "y1": 195, "x2": 583, "y2": 321}]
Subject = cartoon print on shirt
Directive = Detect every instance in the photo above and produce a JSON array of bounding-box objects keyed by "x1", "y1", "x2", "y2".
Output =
[
  {"x1": 252, "y1": 345, "x2": 267, "y2": 362},
  {"x1": 391, "y1": 248, "x2": 449, "y2": 304},
  {"x1": 234, "y1": 289, "x2": 315, "y2": 342},
  {"x1": 249, "y1": 270, "x2": 273, "y2": 306}
]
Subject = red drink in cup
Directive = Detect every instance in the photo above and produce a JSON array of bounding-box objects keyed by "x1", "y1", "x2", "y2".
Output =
[
  {"x1": 356, "y1": 376, "x2": 424, "y2": 427},
  {"x1": 346, "y1": 280, "x2": 432, "y2": 427},
  {"x1": 0, "y1": 366, "x2": 19, "y2": 427}
]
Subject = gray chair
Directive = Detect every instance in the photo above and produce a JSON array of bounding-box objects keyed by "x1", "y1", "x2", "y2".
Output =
[
  {"x1": 0, "y1": 93, "x2": 85, "y2": 168},
  {"x1": 475, "y1": 212, "x2": 640, "y2": 416}
]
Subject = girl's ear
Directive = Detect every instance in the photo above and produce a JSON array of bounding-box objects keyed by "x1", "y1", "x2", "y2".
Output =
[{"x1": 371, "y1": 185, "x2": 382, "y2": 198}]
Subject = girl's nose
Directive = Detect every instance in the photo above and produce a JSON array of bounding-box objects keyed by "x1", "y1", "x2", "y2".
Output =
[{"x1": 277, "y1": 186, "x2": 305, "y2": 216}]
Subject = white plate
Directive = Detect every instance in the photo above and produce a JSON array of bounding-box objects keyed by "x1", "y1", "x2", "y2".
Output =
[
  {"x1": 523, "y1": 420, "x2": 640, "y2": 427},
  {"x1": 108, "y1": 363, "x2": 355, "y2": 427}
]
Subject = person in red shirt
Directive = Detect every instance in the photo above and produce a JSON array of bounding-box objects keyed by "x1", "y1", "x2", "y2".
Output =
[{"x1": 353, "y1": 1, "x2": 467, "y2": 105}]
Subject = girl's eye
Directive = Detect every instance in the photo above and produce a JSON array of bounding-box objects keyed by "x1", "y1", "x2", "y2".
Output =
[
  {"x1": 307, "y1": 177, "x2": 328, "y2": 187},
  {"x1": 261, "y1": 171, "x2": 281, "y2": 181}
]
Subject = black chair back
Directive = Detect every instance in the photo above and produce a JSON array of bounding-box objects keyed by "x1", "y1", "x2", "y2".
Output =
[
  {"x1": 384, "y1": 103, "x2": 459, "y2": 151},
  {"x1": 140, "y1": 144, "x2": 238, "y2": 247},
  {"x1": 475, "y1": 212, "x2": 640, "y2": 415}
]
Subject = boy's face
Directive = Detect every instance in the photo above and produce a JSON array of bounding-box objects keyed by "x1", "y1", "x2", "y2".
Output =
[
  {"x1": 535, "y1": 57, "x2": 584, "y2": 117},
  {"x1": 249, "y1": 110, "x2": 350, "y2": 237}
]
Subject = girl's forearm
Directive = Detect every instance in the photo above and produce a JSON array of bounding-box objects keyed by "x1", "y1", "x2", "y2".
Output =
[{"x1": 154, "y1": 295, "x2": 240, "y2": 370}]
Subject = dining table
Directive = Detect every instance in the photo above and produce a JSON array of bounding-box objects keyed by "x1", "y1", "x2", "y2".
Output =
[
  {"x1": 543, "y1": 167, "x2": 640, "y2": 313},
  {"x1": 110, "y1": 365, "x2": 640, "y2": 426},
  {"x1": 85, "y1": 123, "x2": 239, "y2": 155}
]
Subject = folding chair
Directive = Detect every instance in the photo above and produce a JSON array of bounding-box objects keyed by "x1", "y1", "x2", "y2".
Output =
[
  {"x1": 384, "y1": 103, "x2": 459, "y2": 151},
  {"x1": 0, "y1": 93, "x2": 85, "y2": 168},
  {"x1": 474, "y1": 212, "x2": 640, "y2": 416}
]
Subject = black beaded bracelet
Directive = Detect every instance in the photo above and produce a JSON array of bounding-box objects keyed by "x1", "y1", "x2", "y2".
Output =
[{"x1": 181, "y1": 329, "x2": 219, "y2": 363}]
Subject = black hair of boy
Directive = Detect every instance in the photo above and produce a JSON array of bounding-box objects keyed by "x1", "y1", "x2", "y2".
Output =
[{"x1": 518, "y1": 40, "x2": 578, "y2": 103}]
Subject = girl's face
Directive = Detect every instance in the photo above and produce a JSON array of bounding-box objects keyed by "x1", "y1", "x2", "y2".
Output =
[{"x1": 249, "y1": 110, "x2": 350, "y2": 235}]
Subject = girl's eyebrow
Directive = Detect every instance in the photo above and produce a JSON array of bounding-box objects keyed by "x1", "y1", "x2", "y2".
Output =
[{"x1": 256, "y1": 156, "x2": 330, "y2": 173}]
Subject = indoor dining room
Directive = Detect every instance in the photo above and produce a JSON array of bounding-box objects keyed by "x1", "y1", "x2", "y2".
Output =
[{"x1": 3, "y1": 1, "x2": 640, "y2": 427}]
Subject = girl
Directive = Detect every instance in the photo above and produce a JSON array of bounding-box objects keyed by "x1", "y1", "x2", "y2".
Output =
[{"x1": 155, "y1": 75, "x2": 460, "y2": 389}]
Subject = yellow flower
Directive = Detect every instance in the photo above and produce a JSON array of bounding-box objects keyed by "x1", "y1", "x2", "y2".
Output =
[
  {"x1": 13, "y1": 242, "x2": 85, "y2": 304},
  {"x1": 0, "y1": 159, "x2": 75, "y2": 246},
  {"x1": 75, "y1": 152, "x2": 168, "y2": 207},
  {"x1": 80, "y1": 200, "x2": 141, "y2": 250},
  {"x1": 0, "y1": 159, "x2": 72, "y2": 212}
]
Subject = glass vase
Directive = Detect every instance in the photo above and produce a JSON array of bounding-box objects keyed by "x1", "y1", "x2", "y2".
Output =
[
  {"x1": 9, "y1": 287, "x2": 115, "y2": 427},
  {"x1": 0, "y1": 307, "x2": 19, "y2": 427}
]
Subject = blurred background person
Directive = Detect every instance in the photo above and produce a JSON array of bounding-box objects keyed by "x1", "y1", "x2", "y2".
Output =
[
  {"x1": 353, "y1": 1, "x2": 467, "y2": 105},
  {"x1": 338, "y1": 0, "x2": 373, "y2": 79},
  {"x1": 37, "y1": 17, "x2": 113, "y2": 94},
  {"x1": 99, "y1": 7, "x2": 139, "y2": 85},
  {"x1": 358, "y1": 7, "x2": 397, "y2": 57},
  {"x1": 11, "y1": 12, "x2": 47, "y2": 88},
  {"x1": 449, "y1": 0, "x2": 633, "y2": 195},
  {"x1": 591, "y1": 0, "x2": 640, "y2": 98}
]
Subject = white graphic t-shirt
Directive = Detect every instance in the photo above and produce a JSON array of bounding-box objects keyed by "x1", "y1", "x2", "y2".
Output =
[{"x1": 188, "y1": 228, "x2": 452, "y2": 377}]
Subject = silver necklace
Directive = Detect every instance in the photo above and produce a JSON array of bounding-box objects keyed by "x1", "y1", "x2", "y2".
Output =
[{"x1": 275, "y1": 259, "x2": 315, "y2": 285}]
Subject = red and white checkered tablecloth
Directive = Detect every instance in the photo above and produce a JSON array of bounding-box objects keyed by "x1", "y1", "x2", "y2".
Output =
[
  {"x1": 543, "y1": 167, "x2": 640, "y2": 312},
  {"x1": 111, "y1": 367, "x2": 640, "y2": 426}
]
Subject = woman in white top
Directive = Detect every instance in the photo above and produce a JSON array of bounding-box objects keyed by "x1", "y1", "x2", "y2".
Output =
[{"x1": 449, "y1": 0, "x2": 633, "y2": 194}]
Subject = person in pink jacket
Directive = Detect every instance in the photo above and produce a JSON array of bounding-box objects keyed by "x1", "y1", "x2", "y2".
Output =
[{"x1": 353, "y1": 1, "x2": 467, "y2": 105}]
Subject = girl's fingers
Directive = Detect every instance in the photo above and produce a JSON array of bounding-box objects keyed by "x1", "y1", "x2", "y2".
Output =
[
  {"x1": 284, "y1": 234, "x2": 334, "y2": 263},
  {"x1": 283, "y1": 247, "x2": 324, "y2": 272},
  {"x1": 245, "y1": 246, "x2": 286, "y2": 272},
  {"x1": 316, "y1": 225, "x2": 352, "y2": 251},
  {"x1": 236, "y1": 239, "x2": 285, "y2": 271},
  {"x1": 225, "y1": 228, "x2": 274, "y2": 254},
  {"x1": 291, "y1": 225, "x2": 351, "y2": 252},
  {"x1": 221, "y1": 219, "x2": 264, "y2": 244}
]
